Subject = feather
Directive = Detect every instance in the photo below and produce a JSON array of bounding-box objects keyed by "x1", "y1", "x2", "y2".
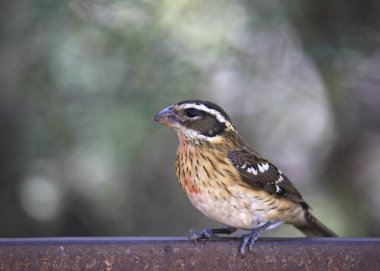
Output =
[{"x1": 227, "y1": 148, "x2": 309, "y2": 208}]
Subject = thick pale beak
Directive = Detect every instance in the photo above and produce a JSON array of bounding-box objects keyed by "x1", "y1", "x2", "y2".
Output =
[{"x1": 153, "y1": 105, "x2": 179, "y2": 128}]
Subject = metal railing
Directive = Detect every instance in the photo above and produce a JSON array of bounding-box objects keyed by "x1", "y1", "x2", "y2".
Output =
[{"x1": 1, "y1": 237, "x2": 380, "y2": 270}]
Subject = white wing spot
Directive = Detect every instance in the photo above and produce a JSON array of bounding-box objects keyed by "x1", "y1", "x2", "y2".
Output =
[
  {"x1": 247, "y1": 167, "x2": 258, "y2": 175},
  {"x1": 241, "y1": 164, "x2": 247, "y2": 169},
  {"x1": 275, "y1": 185, "x2": 281, "y2": 193},
  {"x1": 258, "y1": 164, "x2": 269, "y2": 173},
  {"x1": 276, "y1": 175, "x2": 284, "y2": 184}
]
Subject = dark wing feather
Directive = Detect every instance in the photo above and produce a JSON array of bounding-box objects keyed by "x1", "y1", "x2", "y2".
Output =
[{"x1": 228, "y1": 148, "x2": 309, "y2": 208}]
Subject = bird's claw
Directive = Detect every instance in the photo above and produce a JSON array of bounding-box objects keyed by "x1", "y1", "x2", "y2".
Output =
[
  {"x1": 249, "y1": 234, "x2": 259, "y2": 251},
  {"x1": 188, "y1": 228, "x2": 217, "y2": 244},
  {"x1": 239, "y1": 222, "x2": 272, "y2": 255},
  {"x1": 239, "y1": 231, "x2": 259, "y2": 255}
]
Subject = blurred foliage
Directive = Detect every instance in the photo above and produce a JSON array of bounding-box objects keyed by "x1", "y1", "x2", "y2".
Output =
[{"x1": 0, "y1": 0, "x2": 379, "y2": 238}]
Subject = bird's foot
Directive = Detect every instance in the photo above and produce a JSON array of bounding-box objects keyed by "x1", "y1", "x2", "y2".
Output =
[
  {"x1": 240, "y1": 230, "x2": 260, "y2": 255},
  {"x1": 239, "y1": 222, "x2": 272, "y2": 255},
  {"x1": 188, "y1": 228, "x2": 217, "y2": 244}
]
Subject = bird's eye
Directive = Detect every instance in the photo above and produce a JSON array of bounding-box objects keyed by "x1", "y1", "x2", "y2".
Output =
[{"x1": 185, "y1": 108, "x2": 200, "y2": 118}]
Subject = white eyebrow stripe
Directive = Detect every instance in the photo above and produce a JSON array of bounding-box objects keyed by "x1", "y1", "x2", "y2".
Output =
[{"x1": 180, "y1": 103, "x2": 227, "y2": 123}]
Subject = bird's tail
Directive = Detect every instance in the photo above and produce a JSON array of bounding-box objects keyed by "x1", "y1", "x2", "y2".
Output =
[{"x1": 295, "y1": 212, "x2": 337, "y2": 237}]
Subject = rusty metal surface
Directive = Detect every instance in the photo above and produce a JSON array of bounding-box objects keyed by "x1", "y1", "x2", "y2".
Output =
[{"x1": 1, "y1": 237, "x2": 380, "y2": 271}]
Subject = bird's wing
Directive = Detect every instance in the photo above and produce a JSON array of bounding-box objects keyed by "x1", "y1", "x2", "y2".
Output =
[{"x1": 228, "y1": 148, "x2": 308, "y2": 207}]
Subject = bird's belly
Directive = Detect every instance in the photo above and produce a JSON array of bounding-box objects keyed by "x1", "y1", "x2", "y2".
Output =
[{"x1": 186, "y1": 186, "x2": 274, "y2": 229}]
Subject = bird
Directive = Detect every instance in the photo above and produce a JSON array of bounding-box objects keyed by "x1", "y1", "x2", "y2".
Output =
[{"x1": 153, "y1": 99, "x2": 337, "y2": 254}]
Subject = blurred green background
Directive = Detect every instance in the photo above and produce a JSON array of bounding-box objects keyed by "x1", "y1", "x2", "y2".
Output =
[{"x1": 0, "y1": 0, "x2": 379, "y2": 238}]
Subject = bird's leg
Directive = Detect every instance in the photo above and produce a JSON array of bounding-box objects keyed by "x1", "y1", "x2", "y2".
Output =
[
  {"x1": 189, "y1": 227, "x2": 237, "y2": 243},
  {"x1": 240, "y1": 222, "x2": 272, "y2": 255}
]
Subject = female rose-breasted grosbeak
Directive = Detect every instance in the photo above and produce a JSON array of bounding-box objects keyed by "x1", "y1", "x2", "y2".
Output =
[{"x1": 153, "y1": 99, "x2": 337, "y2": 254}]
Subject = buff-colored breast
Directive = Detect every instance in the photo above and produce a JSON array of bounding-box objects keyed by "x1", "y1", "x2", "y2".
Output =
[{"x1": 174, "y1": 142, "x2": 305, "y2": 229}]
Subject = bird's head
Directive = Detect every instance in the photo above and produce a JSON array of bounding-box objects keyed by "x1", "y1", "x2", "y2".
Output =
[{"x1": 153, "y1": 100, "x2": 238, "y2": 144}]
